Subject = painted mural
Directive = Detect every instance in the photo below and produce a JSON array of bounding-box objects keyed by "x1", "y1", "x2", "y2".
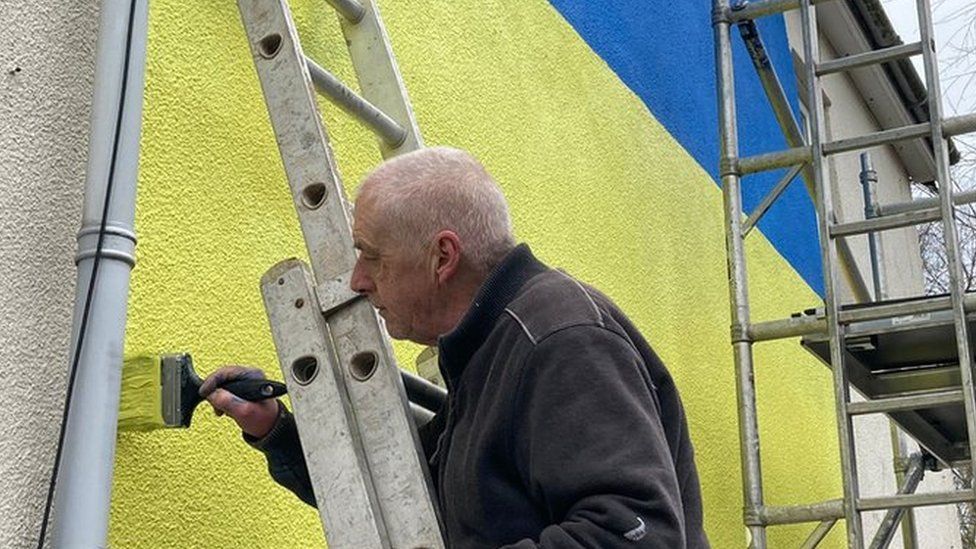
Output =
[{"x1": 112, "y1": 0, "x2": 843, "y2": 546}]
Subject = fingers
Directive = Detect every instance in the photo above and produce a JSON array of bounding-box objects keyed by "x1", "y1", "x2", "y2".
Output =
[
  {"x1": 206, "y1": 388, "x2": 280, "y2": 438},
  {"x1": 199, "y1": 364, "x2": 266, "y2": 397},
  {"x1": 206, "y1": 387, "x2": 246, "y2": 417}
]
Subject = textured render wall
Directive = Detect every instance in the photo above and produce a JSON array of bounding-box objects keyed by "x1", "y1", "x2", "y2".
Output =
[
  {"x1": 106, "y1": 1, "x2": 849, "y2": 547},
  {"x1": 0, "y1": 2, "x2": 98, "y2": 547}
]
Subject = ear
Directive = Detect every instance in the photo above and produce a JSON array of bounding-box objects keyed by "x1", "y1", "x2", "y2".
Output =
[{"x1": 430, "y1": 230, "x2": 462, "y2": 285}]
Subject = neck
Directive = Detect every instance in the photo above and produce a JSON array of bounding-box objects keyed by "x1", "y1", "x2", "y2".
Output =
[{"x1": 431, "y1": 265, "x2": 489, "y2": 343}]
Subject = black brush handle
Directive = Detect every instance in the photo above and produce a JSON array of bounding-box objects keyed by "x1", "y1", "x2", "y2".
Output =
[{"x1": 221, "y1": 378, "x2": 288, "y2": 401}]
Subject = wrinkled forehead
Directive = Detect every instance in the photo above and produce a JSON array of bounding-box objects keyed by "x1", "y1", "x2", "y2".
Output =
[{"x1": 352, "y1": 192, "x2": 392, "y2": 248}]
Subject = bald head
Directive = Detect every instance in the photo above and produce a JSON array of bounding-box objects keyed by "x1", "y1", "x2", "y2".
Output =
[{"x1": 356, "y1": 147, "x2": 516, "y2": 272}]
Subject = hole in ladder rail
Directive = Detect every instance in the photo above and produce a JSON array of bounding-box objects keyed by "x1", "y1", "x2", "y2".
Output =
[
  {"x1": 301, "y1": 183, "x2": 327, "y2": 210},
  {"x1": 258, "y1": 34, "x2": 282, "y2": 59},
  {"x1": 292, "y1": 355, "x2": 319, "y2": 385},
  {"x1": 349, "y1": 351, "x2": 378, "y2": 381}
]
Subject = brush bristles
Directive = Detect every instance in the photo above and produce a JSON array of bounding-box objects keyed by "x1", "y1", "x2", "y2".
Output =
[{"x1": 118, "y1": 354, "x2": 165, "y2": 431}]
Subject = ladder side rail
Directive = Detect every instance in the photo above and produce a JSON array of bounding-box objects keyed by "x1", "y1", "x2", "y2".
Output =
[
  {"x1": 238, "y1": 0, "x2": 355, "y2": 284},
  {"x1": 915, "y1": 0, "x2": 976, "y2": 480},
  {"x1": 238, "y1": 1, "x2": 445, "y2": 547},
  {"x1": 326, "y1": 301, "x2": 444, "y2": 547},
  {"x1": 713, "y1": 2, "x2": 768, "y2": 547},
  {"x1": 262, "y1": 261, "x2": 389, "y2": 549},
  {"x1": 331, "y1": 0, "x2": 423, "y2": 157},
  {"x1": 798, "y1": 0, "x2": 866, "y2": 545}
]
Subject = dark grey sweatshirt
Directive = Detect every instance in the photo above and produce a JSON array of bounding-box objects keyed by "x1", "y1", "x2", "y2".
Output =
[{"x1": 249, "y1": 244, "x2": 708, "y2": 548}]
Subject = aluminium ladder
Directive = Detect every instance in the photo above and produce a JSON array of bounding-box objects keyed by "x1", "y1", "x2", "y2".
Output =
[
  {"x1": 713, "y1": 0, "x2": 976, "y2": 547},
  {"x1": 237, "y1": 0, "x2": 445, "y2": 547}
]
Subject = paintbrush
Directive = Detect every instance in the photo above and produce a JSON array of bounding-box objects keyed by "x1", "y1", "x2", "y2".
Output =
[{"x1": 118, "y1": 353, "x2": 287, "y2": 431}]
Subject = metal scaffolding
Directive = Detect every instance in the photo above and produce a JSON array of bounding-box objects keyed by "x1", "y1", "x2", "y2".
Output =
[{"x1": 713, "y1": 0, "x2": 976, "y2": 546}]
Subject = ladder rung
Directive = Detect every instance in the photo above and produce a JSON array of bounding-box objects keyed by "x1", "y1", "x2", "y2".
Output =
[
  {"x1": 748, "y1": 315, "x2": 825, "y2": 342},
  {"x1": 736, "y1": 113, "x2": 976, "y2": 176},
  {"x1": 816, "y1": 42, "x2": 923, "y2": 76},
  {"x1": 324, "y1": 0, "x2": 366, "y2": 23},
  {"x1": 839, "y1": 294, "x2": 959, "y2": 325},
  {"x1": 877, "y1": 188, "x2": 976, "y2": 216},
  {"x1": 738, "y1": 146, "x2": 809, "y2": 175},
  {"x1": 857, "y1": 490, "x2": 976, "y2": 511},
  {"x1": 829, "y1": 207, "x2": 942, "y2": 238},
  {"x1": 945, "y1": 112, "x2": 976, "y2": 138},
  {"x1": 747, "y1": 292, "x2": 976, "y2": 342},
  {"x1": 846, "y1": 390, "x2": 964, "y2": 416},
  {"x1": 728, "y1": 0, "x2": 831, "y2": 22},
  {"x1": 305, "y1": 57, "x2": 407, "y2": 147},
  {"x1": 740, "y1": 122, "x2": 937, "y2": 175},
  {"x1": 823, "y1": 122, "x2": 931, "y2": 156},
  {"x1": 752, "y1": 500, "x2": 845, "y2": 526},
  {"x1": 826, "y1": 112, "x2": 976, "y2": 156}
]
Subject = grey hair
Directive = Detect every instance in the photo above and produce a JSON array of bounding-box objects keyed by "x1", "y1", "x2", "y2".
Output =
[{"x1": 356, "y1": 146, "x2": 516, "y2": 272}]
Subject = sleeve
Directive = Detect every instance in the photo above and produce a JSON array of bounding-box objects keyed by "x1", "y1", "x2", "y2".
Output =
[
  {"x1": 244, "y1": 400, "x2": 445, "y2": 509},
  {"x1": 502, "y1": 326, "x2": 687, "y2": 548},
  {"x1": 244, "y1": 402, "x2": 317, "y2": 507}
]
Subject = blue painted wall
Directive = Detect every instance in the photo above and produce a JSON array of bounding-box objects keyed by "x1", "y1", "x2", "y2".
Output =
[{"x1": 548, "y1": 0, "x2": 824, "y2": 295}]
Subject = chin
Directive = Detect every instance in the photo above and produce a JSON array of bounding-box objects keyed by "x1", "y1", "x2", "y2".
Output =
[{"x1": 385, "y1": 324, "x2": 408, "y2": 341}]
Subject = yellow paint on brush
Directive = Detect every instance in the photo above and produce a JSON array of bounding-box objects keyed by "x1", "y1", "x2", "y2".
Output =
[
  {"x1": 117, "y1": 354, "x2": 164, "y2": 432},
  {"x1": 112, "y1": 0, "x2": 843, "y2": 547}
]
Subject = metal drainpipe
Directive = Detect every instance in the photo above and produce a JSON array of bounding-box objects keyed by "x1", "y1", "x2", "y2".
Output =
[{"x1": 50, "y1": 0, "x2": 148, "y2": 546}]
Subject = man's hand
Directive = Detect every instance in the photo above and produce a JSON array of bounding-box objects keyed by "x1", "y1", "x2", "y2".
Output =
[{"x1": 200, "y1": 365, "x2": 280, "y2": 438}]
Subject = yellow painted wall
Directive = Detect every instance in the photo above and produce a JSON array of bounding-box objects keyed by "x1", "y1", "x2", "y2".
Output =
[{"x1": 113, "y1": 0, "x2": 845, "y2": 546}]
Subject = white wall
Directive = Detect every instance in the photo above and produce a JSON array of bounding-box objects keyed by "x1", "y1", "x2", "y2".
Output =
[{"x1": 0, "y1": 1, "x2": 97, "y2": 547}]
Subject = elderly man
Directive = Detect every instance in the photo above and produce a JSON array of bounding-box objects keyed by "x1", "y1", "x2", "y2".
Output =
[{"x1": 202, "y1": 147, "x2": 708, "y2": 548}]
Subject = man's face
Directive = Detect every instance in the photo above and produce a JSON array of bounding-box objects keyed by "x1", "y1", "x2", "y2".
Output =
[{"x1": 351, "y1": 196, "x2": 437, "y2": 345}]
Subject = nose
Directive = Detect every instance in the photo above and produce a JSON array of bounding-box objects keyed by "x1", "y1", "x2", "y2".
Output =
[{"x1": 350, "y1": 257, "x2": 373, "y2": 294}]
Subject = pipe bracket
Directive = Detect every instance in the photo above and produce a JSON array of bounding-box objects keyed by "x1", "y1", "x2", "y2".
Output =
[{"x1": 75, "y1": 224, "x2": 137, "y2": 267}]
